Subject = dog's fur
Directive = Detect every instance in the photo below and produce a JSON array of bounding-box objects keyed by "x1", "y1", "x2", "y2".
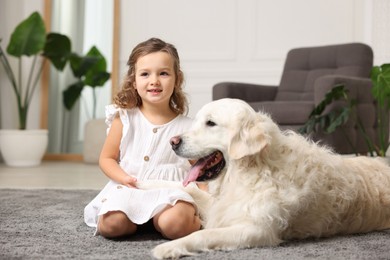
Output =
[{"x1": 137, "y1": 98, "x2": 390, "y2": 259}]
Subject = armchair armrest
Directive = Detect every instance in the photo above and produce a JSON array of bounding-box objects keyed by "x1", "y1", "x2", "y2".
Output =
[
  {"x1": 312, "y1": 75, "x2": 378, "y2": 155},
  {"x1": 212, "y1": 82, "x2": 278, "y2": 102},
  {"x1": 314, "y1": 75, "x2": 373, "y2": 107},
  {"x1": 313, "y1": 75, "x2": 375, "y2": 130}
]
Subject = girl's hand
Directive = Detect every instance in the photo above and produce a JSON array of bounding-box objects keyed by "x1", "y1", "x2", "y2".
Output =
[{"x1": 121, "y1": 175, "x2": 137, "y2": 188}]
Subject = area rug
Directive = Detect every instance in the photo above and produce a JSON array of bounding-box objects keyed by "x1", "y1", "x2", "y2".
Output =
[{"x1": 1, "y1": 189, "x2": 390, "y2": 260}]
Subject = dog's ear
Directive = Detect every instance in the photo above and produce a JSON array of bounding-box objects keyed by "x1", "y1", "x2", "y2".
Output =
[{"x1": 228, "y1": 115, "x2": 270, "y2": 160}]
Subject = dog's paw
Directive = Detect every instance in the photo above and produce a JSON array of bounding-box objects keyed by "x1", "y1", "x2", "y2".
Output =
[
  {"x1": 134, "y1": 180, "x2": 148, "y2": 189},
  {"x1": 152, "y1": 240, "x2": 194, "y2": 259}
]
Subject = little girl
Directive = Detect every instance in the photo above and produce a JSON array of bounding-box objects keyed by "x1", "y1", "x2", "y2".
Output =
[{"x1": 84, "y1": 38, "x2": 201, "y2": 239}]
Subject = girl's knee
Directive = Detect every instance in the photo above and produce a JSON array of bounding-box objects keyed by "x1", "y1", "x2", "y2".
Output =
[
  {"x1": 98, "y1": 211, "x2": 136, "y2": 238},
  {"x1": 154, "y1": 202, "x2": 201, "y2": 239}
]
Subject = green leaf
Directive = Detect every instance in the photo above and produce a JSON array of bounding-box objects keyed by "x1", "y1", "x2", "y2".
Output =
[
  {"x1": 381, "y1": 63, "x2": 390, "y2": 73},
  {"x1": 83, "y1": 46, "x2": 111, "y2": 87},
  {"x1": 326, "y1": 108, "x2": 350, "y2": 133},
  {"x1": 84, "y1": 71, "x2": 111, "y2": 88},
  {"x1": 6, "y1": 12, "x2": 46, "y2": 57},
  {"x1": 69, "y1": 53, "x2": 99, "y2": 79},
  {"x1": 371, "y1": 64, "x2": 390, "y2": 109},
  {"x1": 62, "y1": 46, "x2": 110, "y2": 114},
  {"x1": 309, "y1": 84, "x2": 347, "y2": 117},
  {"x1": 63, "y1": 81, "x2": 85, "y2": 110},
  {"x1": 300, "y1": 84, "x2": 352, "y2": 136},
  {"x1": 370, "y1": 66, "x2": 380, "y2": 85},
  {"x1": 43, "y1": 33, "x2": 72, "y2": 70}
]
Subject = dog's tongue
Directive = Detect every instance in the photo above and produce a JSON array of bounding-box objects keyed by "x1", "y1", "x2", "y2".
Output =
[{"x1": 183, "y1": 159, "x2": 208, "y2": 186}]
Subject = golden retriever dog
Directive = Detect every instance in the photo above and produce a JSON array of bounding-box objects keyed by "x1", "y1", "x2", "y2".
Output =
[{"x1": 137, "y1": 98, "x2": 390, "y2": 259}]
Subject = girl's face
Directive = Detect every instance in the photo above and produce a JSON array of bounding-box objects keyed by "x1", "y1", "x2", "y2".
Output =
[{"x1": 134, "y1": 51, "x2": 176, "y2": 108}]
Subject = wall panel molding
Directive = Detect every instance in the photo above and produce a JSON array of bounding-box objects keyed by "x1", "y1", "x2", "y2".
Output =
[{"x1": 119, "y1": 0, "x2": 369, "y2": 116}]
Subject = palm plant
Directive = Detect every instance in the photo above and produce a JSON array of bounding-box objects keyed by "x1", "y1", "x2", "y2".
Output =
[{"x1": 0, "y1": 12, "x2": 71, "y2": 129}]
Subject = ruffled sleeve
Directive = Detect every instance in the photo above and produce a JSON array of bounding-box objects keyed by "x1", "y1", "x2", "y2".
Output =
[
  {"x1": 105, "y1": 104, "x2": 130, "y2": 135},
  {"x1": 105, "y1": 104, "x2": 120, "y2": 135},
  {"x1": 105, "y1": 104, "x2": 119, "y2": 133},
  {"x1": 105, "y1": 104, "x2": 130, "y2": 156}
]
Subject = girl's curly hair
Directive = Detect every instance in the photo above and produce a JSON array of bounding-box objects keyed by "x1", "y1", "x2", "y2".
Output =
[{"x1": 114, "y1": 38, "x2": 188, "y2": 115}]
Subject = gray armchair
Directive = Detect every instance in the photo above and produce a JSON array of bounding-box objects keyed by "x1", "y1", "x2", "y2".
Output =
[{"x1": 213, "y1": 43, "x2": 379, "y2": 154}]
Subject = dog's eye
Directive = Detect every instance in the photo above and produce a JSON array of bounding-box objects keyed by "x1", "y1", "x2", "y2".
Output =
[{"x1": 206, "y1": 120, "x2": 216, "y2": 127}]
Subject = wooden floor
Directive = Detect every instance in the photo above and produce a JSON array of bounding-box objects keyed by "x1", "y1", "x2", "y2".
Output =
[
  {"x1": 0, "y1": 161, "x2": 108, "y2": 189},
  {"x1": 1, "y1": 152, "x2": 389, "y2": 190}
]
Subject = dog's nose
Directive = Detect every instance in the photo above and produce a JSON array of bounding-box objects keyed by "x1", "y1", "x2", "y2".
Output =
[{"x1": 170, "y1": 136, "x2": 182, "y2": 151}]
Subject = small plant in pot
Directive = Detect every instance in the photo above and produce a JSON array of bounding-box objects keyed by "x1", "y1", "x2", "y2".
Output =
[
  {"x1": 299, "y1": 64, "x2": 390, "y2": 157},
  {"x1": 0, "y1": 12, "x2": 71, "y2": 166},
  {"x1": 62, "y1": 46, "x2": 111, "y2": 119}
]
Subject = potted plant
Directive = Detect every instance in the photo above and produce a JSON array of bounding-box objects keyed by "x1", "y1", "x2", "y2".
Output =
[
  {"x1": 62, "y1": 46, "x2": 111, "y2": 118},
  {"x1": 61, "y1": 46, "x2": 110, "y2": 163},
  {"x1": 0, "y1": 12, "x2": 71, "y2": 166},
  {"x1": 299, "y1": 64, "x2": 390, "y2": 157}
]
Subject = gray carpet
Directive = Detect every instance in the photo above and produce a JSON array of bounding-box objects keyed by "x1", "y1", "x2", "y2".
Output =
[{"x1": 1, "y1": 189, "x2": 390, "y2": 260}]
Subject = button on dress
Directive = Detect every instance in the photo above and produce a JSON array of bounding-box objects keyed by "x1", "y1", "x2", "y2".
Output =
[{"x1": 84, "y1": 105, "x2": 195, "y2": 231}]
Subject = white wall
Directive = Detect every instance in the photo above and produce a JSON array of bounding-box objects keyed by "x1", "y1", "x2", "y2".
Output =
[
  {"x1": 118, "y1": 0, "x2": 376, "y2": 118},
  {"x1": 1, "y1": 0, "x2": 390, "y2": 127},
  {"x1": 371, "y1": 0, "x2": 390, "y2": 65}
]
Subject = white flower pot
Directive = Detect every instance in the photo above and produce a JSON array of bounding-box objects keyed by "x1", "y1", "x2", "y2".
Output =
[
  {"x1": 83, "y1": 119, "x2": 106, "y2": 164},
  {"x1": 0, "y1": 129, "x2": 48, "y2": 167}
]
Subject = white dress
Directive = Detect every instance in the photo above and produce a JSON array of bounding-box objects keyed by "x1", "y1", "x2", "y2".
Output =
[{"x1": 84, "y1": 105, "x2": 194, "y2": 230}]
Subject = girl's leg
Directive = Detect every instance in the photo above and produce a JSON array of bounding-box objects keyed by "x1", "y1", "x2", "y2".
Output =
[
  {"x1": 153, "y1": 201, "x2": 201, "y2": 239},
  {"x1": 98, "y1": 211, "x2": 137, "y2": 238}
]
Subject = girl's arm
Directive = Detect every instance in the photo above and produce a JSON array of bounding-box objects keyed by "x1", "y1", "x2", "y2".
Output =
[{"x1": 99, "y1": 116, "x2": 137, "y2": 188}]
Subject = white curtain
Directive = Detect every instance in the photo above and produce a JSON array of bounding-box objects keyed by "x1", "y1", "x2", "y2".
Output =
[
  {"x1": 48, "y1": 0, "x2": 113, "y2": 154},
  {"x1": 79, "y1": 0, "x2": 113, "y2": 140}
]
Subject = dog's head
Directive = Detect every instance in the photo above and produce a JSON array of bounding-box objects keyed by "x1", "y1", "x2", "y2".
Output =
[{"x1": 170, "y1": 98, "x2": 276, "y2": 186}]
